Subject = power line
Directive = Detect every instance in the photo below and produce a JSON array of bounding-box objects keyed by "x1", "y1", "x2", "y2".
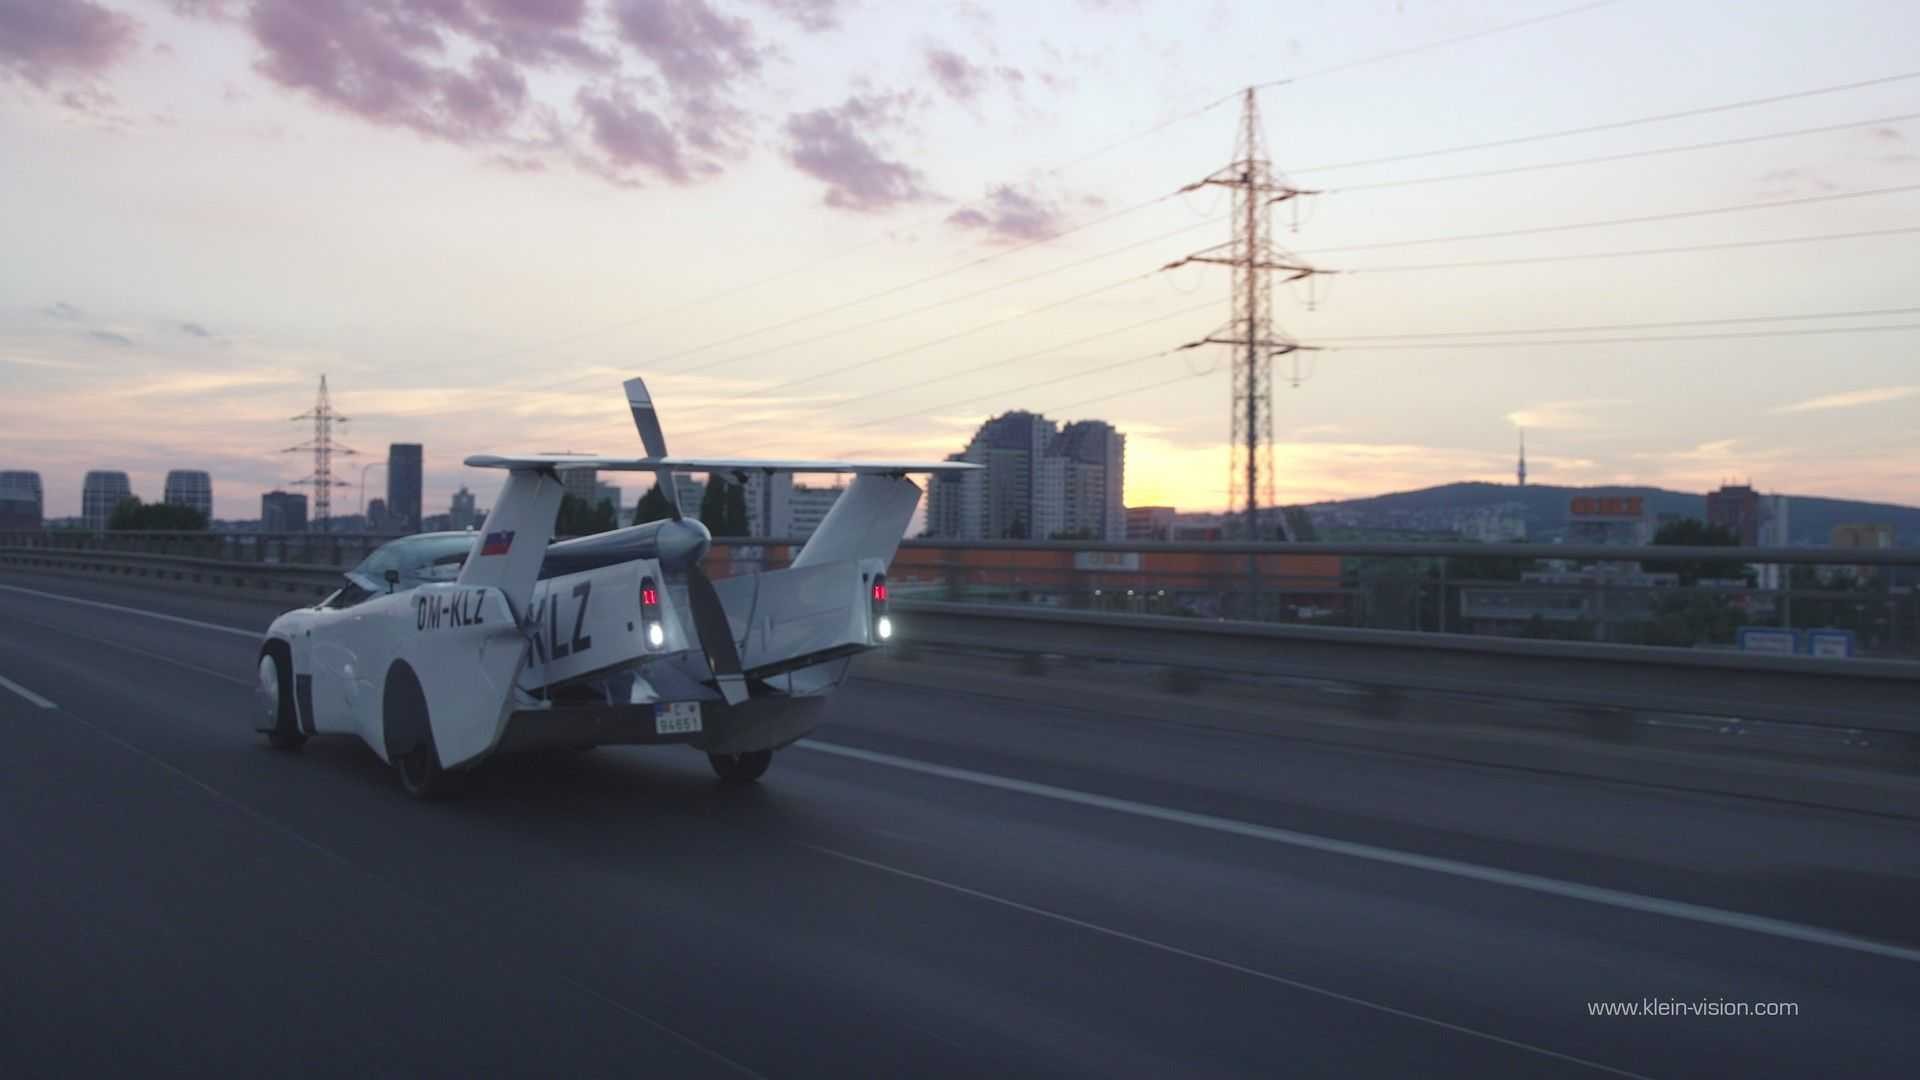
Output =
[
  {"x1": 1251, "y1": 1, "x2": 1622, "y2": 93},
  {"x1": 1291, "y1": 68, "x2": 1920, "y2": 174},
  {"x1": 1341, "y1": 223, "x2": 1920, "y2": 272},
  {"x1": 817, "y1": 298, "x2": 1221, "y2": 417},
  {"x1": 385, "y1": 194, "x2": 1203, "y2": 422},
  {"x1": 1327, "y1": 322, "x2": 1920, "y2": 351},
  {"x1": 669, "y1": 215, "x2": 1223, "y2": 379},
  {"x1": 655, "y1": 191, "x2": 1186, "y2": 371},
  {"x1": 1330, "y1": 111, "x2": 1920, "y2": 193},
  {"x1": 388, "y1": 0, "x2": 1621, "y2": 401},
  {"x1": 668, "y1": 269, "x2": 1175, "y2": 436},
  {"x1": 1315, "y1": 305, "x2": 1920, "y2": 342},
  {"x1": 1300, "y1": 183, "x2": 1920, "y2": 255}
]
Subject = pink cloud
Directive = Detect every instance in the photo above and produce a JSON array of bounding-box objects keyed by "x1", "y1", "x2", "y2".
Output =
[
  {"x1": 784, "y1": 91, "x2": 931, "y2": 211},
  {"x1": 612, "y1": 0, "x2": 761, "y2": 94},
  {"x1": 0, "y1": 0, "x2": 137, "y2": 88},
  {"x1": 947, "y1": 184, "x2": 1068, "y2": 243},
  {"x1": 577, "y1": 87, "x2": 691, "y2": 182},
  {"x1": 748, "y1": 0, "x2": 841, "y2": 32}
]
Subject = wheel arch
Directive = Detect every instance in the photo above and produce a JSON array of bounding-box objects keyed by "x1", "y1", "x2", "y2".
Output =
[{"x1": 381, "y1": 659, "x2": 434, "y2": 767}]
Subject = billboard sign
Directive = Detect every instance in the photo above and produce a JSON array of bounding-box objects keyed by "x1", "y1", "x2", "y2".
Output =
[
  {"x1": 1807, "y1": 629, "x2": 1856, "y2": 658},
  {"x1": 1736, "y1": 627, "x2": 1799, "y2": 656},
  {"x1": 1569, "y1": 495, "x2": 1645, "y2": 519}
]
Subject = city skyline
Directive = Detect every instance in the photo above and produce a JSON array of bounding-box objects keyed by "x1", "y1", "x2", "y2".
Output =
[{"x1": 4, "y1": 1, "x2": 1919, "y2": 520}]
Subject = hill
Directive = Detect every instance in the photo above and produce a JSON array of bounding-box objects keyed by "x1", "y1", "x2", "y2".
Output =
[{"x1": 1302, "y1": 482, "x2": 1920, "y2": 546}]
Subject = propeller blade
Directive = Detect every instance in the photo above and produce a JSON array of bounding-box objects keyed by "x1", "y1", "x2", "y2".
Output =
[
  {"x1": 685, "y1": 564, "x2": 748, "y2": 705},
  {"x1": 624, "y1": 376, "x2": 682, "y2": 522}
]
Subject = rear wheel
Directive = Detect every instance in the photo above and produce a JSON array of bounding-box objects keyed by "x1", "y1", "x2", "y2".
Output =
[
  {"x1": 708, "y1": 749, "x2": 773, "y2": 784},
  {"x1": 396, "y1": 741, "x2": 448, "y2": 799},
  {"x1": 385, "y1": 663, "x2": 453, "y2": 799},
  {"x1": 256, "y1": 649, "x2": 306, "y2": 752}
]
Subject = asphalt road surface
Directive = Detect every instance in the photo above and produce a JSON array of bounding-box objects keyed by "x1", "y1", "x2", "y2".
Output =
[{"x1": 1, "y1": 570, "x2": 1916, "y2": 1078}]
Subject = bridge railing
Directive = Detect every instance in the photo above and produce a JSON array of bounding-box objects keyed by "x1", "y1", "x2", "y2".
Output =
[{"x1": 5, "y1": 530, "x2": 1918, "y2": 659}]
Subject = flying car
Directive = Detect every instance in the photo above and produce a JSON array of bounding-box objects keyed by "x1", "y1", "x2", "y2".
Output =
[{"x1": 253, "y1": 376, "x2": 976, "y2": 797}]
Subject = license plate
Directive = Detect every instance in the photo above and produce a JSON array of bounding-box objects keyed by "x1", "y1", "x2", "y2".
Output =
[{"x1": 655, "y1": 702, "x2": 702, "y2": 735}]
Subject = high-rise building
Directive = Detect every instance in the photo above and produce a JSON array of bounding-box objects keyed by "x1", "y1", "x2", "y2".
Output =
[
  {"x1": 673, "y1": 475, "x2": 705, "y2": 516},
  {"x1": 788, "y1": 484, "x2": 843, "y2": 540},
  {"x1": 1756, "y1": 495, "x2": 1791, "y2": 590},
  {"x1": 925, "y1": 411, "x2": 1127, "y2": 540},
  {"x1": 559, "y1": 466, "x2": 598, "y2": 508},
  {"x1": 1706, "y1": 483, "x2": 1762, "y2": 545},
  {"x1": 367, "y1": 497, "x2": 389, "y2": 531},
  {"x1": 261, "y1": 490, "x2": 308, "y2": 533},
  {"x1": 0, "y1": 470, "x2": 43, "y2": 529},
  {"x1": 1037, "y1": 420, "x2": 1126, "y2": 540},
  {"x1": 386, "y1": 444, "x2": 423, "y2": 533},
  {"x1": 81, "y1": 470, "x2": 132, "y2": 530},
  {"x1": 449, "y1": 486, "x2": 478, "y2": 531},
  {"x1": 925, "y1": 453, "x2": 968, "y2": 538},
  {"x1": 926, "y1": 411, "x2": 1056, "y2": 539},
  {"x1": 741, "y1": 471, "x2": 792, "y2": 538},
  {"x1": 163, "y1": 470, "x2": 213, "y2": 518},
  {"x1": 593, "y1": 481, "x2": 623, "y2": 518},
  {"x1": 1516, "y1": 428, "x2": 1527, "y2": 488}
]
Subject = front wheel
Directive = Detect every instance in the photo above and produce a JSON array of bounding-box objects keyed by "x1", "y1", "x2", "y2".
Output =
[
  {"x1": 708, "y1": 749, "x2": 773, "y2": 784},
  {"x1": 257, "y1": 649, "x2": 306, "y2": 752}
]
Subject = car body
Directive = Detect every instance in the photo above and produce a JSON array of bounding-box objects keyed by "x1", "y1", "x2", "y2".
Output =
[{"x1": 253, "y1": 376, "x2": 967, "y2": 796}]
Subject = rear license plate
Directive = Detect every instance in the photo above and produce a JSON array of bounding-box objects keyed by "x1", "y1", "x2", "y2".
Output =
[{"x1": 655, "y1": 702, "x2": 702, "y2": 735}]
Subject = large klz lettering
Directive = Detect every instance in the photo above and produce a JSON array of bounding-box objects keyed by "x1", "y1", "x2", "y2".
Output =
[{"x1": 530, "y1": 582, "x2": 593, "y2": 664}]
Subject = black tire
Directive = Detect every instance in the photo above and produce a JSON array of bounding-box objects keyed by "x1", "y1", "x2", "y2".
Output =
[
  {"x1": 708, "y1": 749, "x2": 773, "y2": 784},
  {"x1": 258, "y1": 645, "x2": 306, "y2": 752},
  {"x1": 385, "y1": 663, "x2": 453, "y2": 800}
]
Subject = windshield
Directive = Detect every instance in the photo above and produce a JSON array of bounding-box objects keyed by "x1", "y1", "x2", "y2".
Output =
[{"x1": 345, "y1": 532, "x2": 475, "y2": 595}]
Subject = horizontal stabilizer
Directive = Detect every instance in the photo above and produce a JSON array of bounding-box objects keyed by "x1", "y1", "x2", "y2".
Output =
[{"x1": 466, "y1": 453, "x2": 978, "y2": 476}]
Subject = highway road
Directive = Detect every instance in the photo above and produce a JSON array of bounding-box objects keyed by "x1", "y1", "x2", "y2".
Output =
[{"x1": 1, "y1": 570, "x2": 1916, "y2": 1078}]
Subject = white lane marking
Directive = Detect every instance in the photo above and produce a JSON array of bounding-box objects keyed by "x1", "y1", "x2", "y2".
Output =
[
  {"x1": 808, "y1": 844, "x2": 1653, "y2": 1080},
  {"x1": 0, "y1": 673, "x2": 57, "y2": 709},
  {"x1": 6, "y1": 580, "x2": 1912, "y2": 968},
  {"x1": 0, "y1": 583, "x2": 260, "y2": 639},
  {"x1": 800, "y1": 740, "x2": 1920, "y2": 966},
  {"x1": 12, "y1": 614, "x2": 252, "y2": 688}
]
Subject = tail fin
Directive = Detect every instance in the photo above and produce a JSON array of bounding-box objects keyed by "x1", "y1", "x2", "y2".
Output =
[
  {"x1": 456, "y1": 468, "x2": 565, "y2": 618},
  {"x1": 790, "y1": 474, "x2": 922, "y2": 569}
]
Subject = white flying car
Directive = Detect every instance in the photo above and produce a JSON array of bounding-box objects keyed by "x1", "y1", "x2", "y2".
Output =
[{"x1": 253, "y1": 376, "x2": 975, "y2": 797}]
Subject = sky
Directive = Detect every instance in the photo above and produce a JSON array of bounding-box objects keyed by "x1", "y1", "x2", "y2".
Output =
[{"x1": 2, "y1": 0, "x2": 1918, "y2": 521}]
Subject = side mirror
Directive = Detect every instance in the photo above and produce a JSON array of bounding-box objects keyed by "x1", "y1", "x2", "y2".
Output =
[{"x1": 384, "y1": 569, "x2": 400, "y2": 593}]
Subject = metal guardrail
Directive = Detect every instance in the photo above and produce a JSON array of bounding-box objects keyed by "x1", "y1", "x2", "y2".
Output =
[
  {"x1": 891, "y1": 602, "x2": 1920, "y2": 740},
  {"x1": 8, "y1": 531, "x2": 1920, "y2": 655},
  {"x1": 0, "y1": 547, "x2": 343, "y2": 599},
  {"x1": 5, "y1": 545, "x2": 1915, "y2": 742}
]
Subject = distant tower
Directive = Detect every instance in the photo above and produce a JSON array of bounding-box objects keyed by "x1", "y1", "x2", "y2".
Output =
[
  {"x1": 283, "y1": 374, "x2": 356, "y2": 532},
  {"x1": 1167, "y1": 88, "x2": 1326, "y2": 541},
  {"x1": 1516, "y1": 428, "x2": 1527, "y2": 488}
]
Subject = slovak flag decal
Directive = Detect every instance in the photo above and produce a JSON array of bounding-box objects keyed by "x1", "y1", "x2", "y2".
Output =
[{"x1": 480, "y1": 530, "x2": 515, "y2": 557}]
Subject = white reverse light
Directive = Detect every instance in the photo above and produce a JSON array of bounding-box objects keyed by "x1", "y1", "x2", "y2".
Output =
[
  {"x1": 875, "y1": 615, "x2": 894, "y2": 641},
  {"x1": 646, "y1": 621, "x2": 666, "y2": 648}
]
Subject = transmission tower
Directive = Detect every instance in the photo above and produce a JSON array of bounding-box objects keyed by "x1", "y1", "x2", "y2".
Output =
[
  {"x1": 283, "y1": 374, "x2": 356, "y2": 532},
  {"x1": 1166, "y1": 88, "x2": 1328, "y2": 542}
]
